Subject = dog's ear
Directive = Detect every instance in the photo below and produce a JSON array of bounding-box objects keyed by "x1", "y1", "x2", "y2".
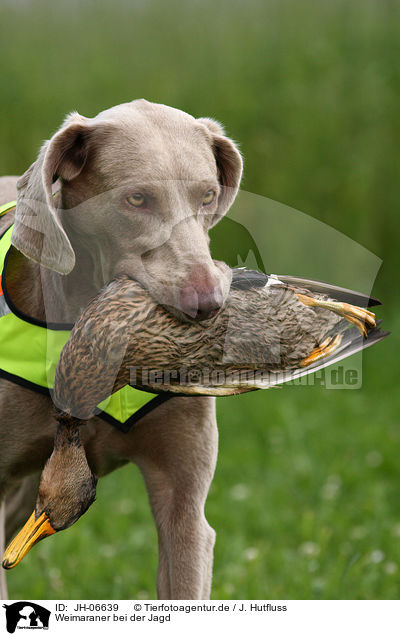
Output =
[
  {"x1": 11, "y1": 113, "x2": 95, "y2": 274},
  {"x1": 197, "y1": 117, "x2": 243, "y2": 226}
]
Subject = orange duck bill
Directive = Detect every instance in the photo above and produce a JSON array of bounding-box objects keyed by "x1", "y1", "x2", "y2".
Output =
[{"x1": 2, "y1": 511, "x2": 56, "y2": 569}]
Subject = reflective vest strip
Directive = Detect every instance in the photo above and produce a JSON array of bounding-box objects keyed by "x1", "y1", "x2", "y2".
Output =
[{"x1": 0, "y1": 200, "x2": 16, "y2": 217}]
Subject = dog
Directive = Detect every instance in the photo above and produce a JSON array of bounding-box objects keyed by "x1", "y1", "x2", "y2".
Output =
[{"x1": 0, "y1": 99, "x2": 242, "y2": 599}]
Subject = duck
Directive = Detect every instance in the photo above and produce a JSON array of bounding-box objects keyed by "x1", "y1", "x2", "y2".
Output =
[
  {"x1": 2, "y1": 267, "x2": 388, "y2": 568},
  {"x1": 53, "y1": 267, "x2": 387, "y2": 416},
  {"x1": 2, "y1": 411, "x2": 96, "y2": 569}
]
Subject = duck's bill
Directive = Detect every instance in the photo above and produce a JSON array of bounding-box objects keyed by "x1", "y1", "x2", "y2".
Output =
[{"x1": 2, "y1": 511, "x2": 56, "y2": 569}]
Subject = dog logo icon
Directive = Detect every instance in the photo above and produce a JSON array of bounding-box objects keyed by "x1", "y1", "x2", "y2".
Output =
[{"x1": 3, "y1": 602, "x2": 50, "y2": 633}]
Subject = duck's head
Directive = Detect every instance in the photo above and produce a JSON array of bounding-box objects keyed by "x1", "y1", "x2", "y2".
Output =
[{"x1": 2, "y1": 416, "x2": 97, "y2": 569}]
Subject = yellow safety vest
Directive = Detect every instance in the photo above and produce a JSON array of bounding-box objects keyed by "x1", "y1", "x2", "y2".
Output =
[{"x1": 0, "y1": 201, "x2": 170, "y2": 433}]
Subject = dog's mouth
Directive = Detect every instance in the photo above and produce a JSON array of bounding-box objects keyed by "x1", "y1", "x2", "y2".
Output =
[
  {"x1": 162, "y1": 304, "x2": 222, "y2": 324},
  {"x1": 116, "y1": 272, "x2": 225, "y2": 323}
]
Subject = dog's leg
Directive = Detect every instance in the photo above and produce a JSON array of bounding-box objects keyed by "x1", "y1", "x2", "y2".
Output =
[
  {"x1": 5, "y1": 474, "x2": 41, "y2": 543},
  {"x1": 0, "y1": 500, "x2": 8, "y2": 600},
  {"x1": 133, "y1": 397, "x2": 218, "y2": 599}
]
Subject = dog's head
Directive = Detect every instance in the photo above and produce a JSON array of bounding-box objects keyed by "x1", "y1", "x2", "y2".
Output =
[{"x1": 11, "y1": 99, "x2": 242, "y2": 320}]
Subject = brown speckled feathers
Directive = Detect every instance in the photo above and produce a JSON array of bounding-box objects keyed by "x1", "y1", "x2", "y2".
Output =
[{"x1": 53, "y1": 268, "x2": 388, "y2": 419}]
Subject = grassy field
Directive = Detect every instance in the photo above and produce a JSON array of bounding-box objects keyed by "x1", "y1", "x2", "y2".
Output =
[{"x1": 1, "y1": 0, "x2": 399, "y2": 599}]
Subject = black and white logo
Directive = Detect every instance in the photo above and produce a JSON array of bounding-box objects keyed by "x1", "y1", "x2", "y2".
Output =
[{"x1": 3, "y1": 602, "x2": 50, "y2": 633}]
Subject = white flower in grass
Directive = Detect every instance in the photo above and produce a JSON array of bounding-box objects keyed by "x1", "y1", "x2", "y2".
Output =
[
  {"x1": 294, "y1": 455, "x2": 311, "y2": 473},
  {"x1": 369, "y1": 549, "x2": 385, "y2": 564},
  {"x1": 49, "y1": 568, "x2": 62, "y2": 590},
  {"x1": 365, "y1": 451, "x2": 382, "y2": 468},
  {"x1": 299, "y1": 541, "x2": 320, "y2": 557},
  {"x1": 312, "y1": 578, "x2": 325, "y2": 591},
  {"x1": 392, "y1": 524, "x2": 400, "y2": 538},
  {"x1": 321, "y1": 474, "x2": 341, "y2": 500},
  {"x1": 101, "y1": 544, "x2": 117, "y2": 558},
  {"x1": 137, "y1": 590, "x2": 149, "y2": 599},
  {"x1": 230, "y1": 483, "x2": 250, "y2": 501},
  {"x1": 116, "y1": 499, "x2": 135, "y2": 514},
  {"x1": 384, "y1": 561, "x2": 398, "y2": 575},
  {"x1": 243, "y1": 547, "x2": 259, "y2": 561},
  {"x1": 350, "y1": 526, "x2": 367, "y2": 540}
]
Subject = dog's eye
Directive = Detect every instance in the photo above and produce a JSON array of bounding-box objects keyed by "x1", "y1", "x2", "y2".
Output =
[
  {"x1": 126, "y1": 193, "x2": 145, "y2": 208},
  {"x1": 202, "y1": 190, "x2": 215, "y2": 206}
]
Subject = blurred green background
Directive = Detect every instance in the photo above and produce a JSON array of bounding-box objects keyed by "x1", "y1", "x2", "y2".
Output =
[{"x1": 1, "y1": 0, "x2": 399, "y2": 599}]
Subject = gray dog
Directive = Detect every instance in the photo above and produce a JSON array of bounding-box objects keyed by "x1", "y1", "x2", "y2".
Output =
[{"x1": 0, "y1": 99, "x2": 242, "y2": 599}]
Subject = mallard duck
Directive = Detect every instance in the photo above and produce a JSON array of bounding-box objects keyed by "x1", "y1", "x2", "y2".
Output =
[
  {"x1": 2, "y1": 267, "x2": 388, "y2": 568},
  {"x1": 53, "y1": 267, "x2": 387, "y2": 416}
]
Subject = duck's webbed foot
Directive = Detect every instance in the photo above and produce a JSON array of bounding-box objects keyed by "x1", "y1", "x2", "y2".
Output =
[
  {"x1": 296, "y1": 294, "x2": 376, "y2": 337},
  {"x1": 299, "y1": 333, "x2": 343, "y2": 368}
]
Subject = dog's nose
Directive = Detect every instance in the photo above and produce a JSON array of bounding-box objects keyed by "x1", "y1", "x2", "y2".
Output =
[
  {"x1": 180, "y1": 264, "x2": 226, "y2": 321},
  {"x1": 181, "y1": 285, "x2": 224, "y2": 321}
]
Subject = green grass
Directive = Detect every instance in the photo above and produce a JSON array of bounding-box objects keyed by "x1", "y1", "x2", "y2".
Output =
[{"x1": 1, "y1": 0, "x2": 399, "y2": 599}]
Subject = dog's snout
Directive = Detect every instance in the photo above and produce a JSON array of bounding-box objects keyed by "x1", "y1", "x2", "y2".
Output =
[
  {"x1": 181, "y1": 286, "x2": 223, "y2": 321},
  {"x1": 180, "y1": 265, "x2": 225, "y2": 321}
]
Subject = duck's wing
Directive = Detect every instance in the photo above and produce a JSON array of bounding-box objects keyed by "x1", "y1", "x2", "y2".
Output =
[
  {"x1": 153, "y1": 323, "x2": 389, "y2": 396},
  {"x1": 231, "y1": 268, "x2": 381, "y2": 307},
  {"x1": 274, "y1": 274, "x2": 381, "y2": 307},
  {"x1": 231, "y1": 268, "x2": 270, "y2": 290}
]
